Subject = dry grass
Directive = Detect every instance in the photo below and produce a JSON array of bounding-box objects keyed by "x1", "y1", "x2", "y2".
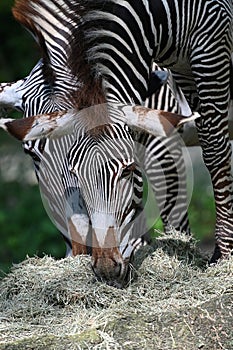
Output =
[{"x1": 0, "y1": 231, "x2": 232, "y2": 350}]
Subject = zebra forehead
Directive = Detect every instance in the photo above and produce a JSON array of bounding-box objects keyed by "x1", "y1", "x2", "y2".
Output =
[
  {"x1": 69, "y1": 135, "x2": 135, "y2": 171},
  {"x1": 69, "y1": 122, "x2": 134, "y2": 154}
]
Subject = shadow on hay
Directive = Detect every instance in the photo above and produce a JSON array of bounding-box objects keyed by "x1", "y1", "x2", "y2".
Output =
[{"x1": 133, "y1": 233, "x2": 208, "y2": 273}]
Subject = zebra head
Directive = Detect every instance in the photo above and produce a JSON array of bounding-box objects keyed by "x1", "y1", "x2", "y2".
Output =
[
  {"x1": 68, "y1": 120, "x2": 143, "y2": 286},
  {"x1": 0, "y1": 105, "x2": 199, "y2": 287}
]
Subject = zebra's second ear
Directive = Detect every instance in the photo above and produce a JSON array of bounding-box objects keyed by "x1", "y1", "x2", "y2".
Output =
[{"x1": 122, "y1": 106, "x2": 200, "y2": 137}]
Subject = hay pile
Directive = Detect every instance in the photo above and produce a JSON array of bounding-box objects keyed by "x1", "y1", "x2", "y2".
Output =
[{"x1": 0, "y1": 232, "x2": 232, "y2": 350}]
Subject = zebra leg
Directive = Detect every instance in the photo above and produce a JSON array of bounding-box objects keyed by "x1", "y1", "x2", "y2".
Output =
[
  {"x1": 144, "y1": 134, "x2": 190, "y2": 234},
  {"x1": 136, "y1": 132, "x2": 190, "y2": 234},
  {"x1": 192, "y1": 58, "x2": 233, "y2": 262},
  {"x1": 144, "y1": 66, "x2": 191, "y2": 234}
]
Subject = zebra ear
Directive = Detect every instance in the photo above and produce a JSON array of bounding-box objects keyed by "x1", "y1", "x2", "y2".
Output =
[
  {"x1": 0, "y1": 104, "x2": 110, "y2": 141},
  {"x1": 122, "y1": 106, "x2": 200, "y2": 137},
  {"x1": 0, "y1": 110, "x2": 77, "y2": 141}
]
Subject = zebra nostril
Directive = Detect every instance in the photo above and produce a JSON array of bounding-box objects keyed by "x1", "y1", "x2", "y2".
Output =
[{"x1": 111, "y1": 259, "x2": 122, "y2": 277}]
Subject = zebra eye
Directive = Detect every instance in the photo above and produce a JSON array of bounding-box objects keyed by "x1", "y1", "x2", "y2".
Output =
[{"x1": 121, "y1": 162, "x2": 136, "y2": 178}]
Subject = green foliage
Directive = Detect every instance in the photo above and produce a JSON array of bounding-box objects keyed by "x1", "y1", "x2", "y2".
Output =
[
  {"x1": 0, "y1": 0, "x2": 39, "y2": 81},
  {"x1": 0, "y1": 1, "x2": 63, "y2": 275},
  {"x1": 0, "y1": 180, "x2": 66, "y2": 274},
  {"x1": 0, "y1": 0, "x2": 14, "y2": 11},
  {"x1": 189, "y1": 188, "x2": 215, "y2": 240}
]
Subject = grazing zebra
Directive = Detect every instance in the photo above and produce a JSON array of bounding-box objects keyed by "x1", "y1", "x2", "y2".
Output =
[
  {"x1": 1, "y1": 0, "x2": 232, "y2": 286},
  {"x1": 0, "y1": 63, "x2": 190, "y2": 252},
  {"x1": 0, "y1": 1, "x2": 192, "y2": 256}
]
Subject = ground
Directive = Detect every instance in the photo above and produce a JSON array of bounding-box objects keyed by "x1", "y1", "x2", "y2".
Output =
[{"x1": 0, "y1": 232, "x2": 232, "y2": 350}]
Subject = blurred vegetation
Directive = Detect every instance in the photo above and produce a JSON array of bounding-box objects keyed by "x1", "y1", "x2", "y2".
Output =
[
  {"x1": 0, "y1": 0, "x2": 66, "y2": 275},
  {"x1": 0, "y1": 0, "x2": 38, "y2": 81},
  {"x1": 0, "y1": 1, "x2": 215, "y2": 274}
]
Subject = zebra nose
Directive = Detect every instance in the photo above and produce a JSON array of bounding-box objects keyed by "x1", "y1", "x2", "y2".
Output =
[
  {"x1": 91, "y1": 227, "x2": 132, "y2": 287},
  {"x1": 91, "y1": 255, "x2": 131, "y2": 288}
]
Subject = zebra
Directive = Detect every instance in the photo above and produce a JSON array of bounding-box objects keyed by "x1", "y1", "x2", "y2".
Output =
[
  {"x1": 1, "y1": 71, "x2": 193, "y2": 287},
  {"x1": 2, "y1": 0, "x2": 232, "y2": 286},
  {"x1": 0, "y1": 62, "x2": 191, "y2": 255},
  {"x1": 0, "y1": 0, "x2": 193, "y2": 258}
]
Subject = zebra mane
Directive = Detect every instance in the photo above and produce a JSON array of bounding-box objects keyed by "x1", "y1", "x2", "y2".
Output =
[
  {"x1": 68, "y1": 1, "x2": 116, "y2": 84},
  {"x1": 13, "y1": 0, "x2": 56, "y2": 86},
  {"x1": 12, "y1": 0, "x2": 78, "y2": 90},
  {"x1": 66, "y1": 0, "x2": 114, "y2": 109},
  {"x1": 12, "y1": 0, "x2": 108, "y2": 110}
]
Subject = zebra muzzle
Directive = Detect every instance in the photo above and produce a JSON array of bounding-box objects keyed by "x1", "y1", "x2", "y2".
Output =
[{"x1": 91, "y1": 227, "x2": 132, "y2": 288}]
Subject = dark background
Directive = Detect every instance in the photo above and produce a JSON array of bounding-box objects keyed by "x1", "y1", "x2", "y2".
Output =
[
  {"x1": 0, "y1": 0, "x2": 215, "y2": 274},
  {"x1": 0, "y1": 0, "x2": 66, "y2": 274}
]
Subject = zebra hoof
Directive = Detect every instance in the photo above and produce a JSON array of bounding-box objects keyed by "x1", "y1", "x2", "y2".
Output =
[{"x1": 209, "y1": 244, "x2": 222, "y2": 265}]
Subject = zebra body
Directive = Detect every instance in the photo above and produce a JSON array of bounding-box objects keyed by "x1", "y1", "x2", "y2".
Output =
[
  {"x1": 65, "y1": 0, "x2": 232, "y2": 267},
  {"x1": 1, "y1": 0, "x2": 232, "y2": 286}
]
